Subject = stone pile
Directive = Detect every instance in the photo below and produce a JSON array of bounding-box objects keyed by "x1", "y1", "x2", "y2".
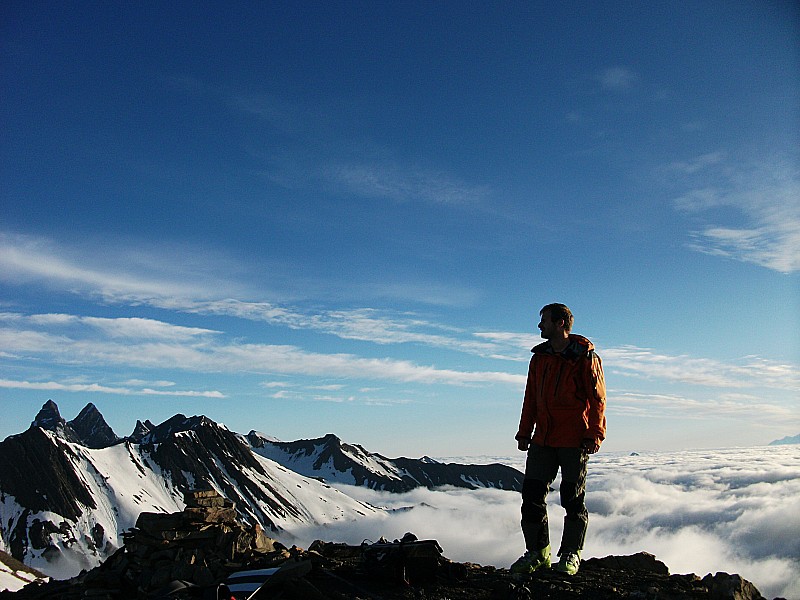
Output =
[
  {"x1": 2, "y1": 489, "x2": 293, "y2": 599},
  {"x1": 118, "y1": 489, "x2": 287, "y2": 591}
]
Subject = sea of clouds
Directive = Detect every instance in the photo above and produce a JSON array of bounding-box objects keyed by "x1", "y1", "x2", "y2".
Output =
[{"x1": 289, "y1": 446, "x2": 799, "y2": 599}]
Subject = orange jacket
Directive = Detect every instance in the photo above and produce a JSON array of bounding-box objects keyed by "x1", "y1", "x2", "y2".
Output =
[{"x1": 516, "y1": 334, "x2": 606, "y2": 448}]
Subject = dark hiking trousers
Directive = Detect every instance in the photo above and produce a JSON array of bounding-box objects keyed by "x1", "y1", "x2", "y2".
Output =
[{"x1": 521, "y1": 444, "x2": 588, "y2": 555}]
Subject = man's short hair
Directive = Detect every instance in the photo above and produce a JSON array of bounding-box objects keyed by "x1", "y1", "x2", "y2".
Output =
[{"x1": 540, "y1": 303, "x2": 574, "y2": 332}]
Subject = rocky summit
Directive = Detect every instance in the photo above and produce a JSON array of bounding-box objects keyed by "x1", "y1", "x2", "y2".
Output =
[{"x1": 1, "y1": 490, "x2": 771, "y2": 600}]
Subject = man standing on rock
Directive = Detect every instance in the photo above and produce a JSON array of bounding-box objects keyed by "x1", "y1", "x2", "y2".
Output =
[{"x1": 511, "y1": 303, "x2": 606, "y2": 576}]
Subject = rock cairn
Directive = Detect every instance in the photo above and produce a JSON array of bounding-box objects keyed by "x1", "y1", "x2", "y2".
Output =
[
  {"x1": 119, "y1": 489, "x2": 286, "y2": 590},
  {"x1": 4, "y1": 489, "x2": 293, "y2": 599}
]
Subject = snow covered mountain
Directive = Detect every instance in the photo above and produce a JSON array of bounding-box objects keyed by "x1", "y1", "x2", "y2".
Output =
[
  {"x1": 769, "y1": 433, "x2": 800, "y2": 445},
  {"x1": 0, "y1": 401, "x2": 523, "y2": 584},
  {"x1": 0, "y1": 403, "x2": 378, "y2": 581},
  {"x1": 247, "y1": 431, "x2": 524, "y2": 492}
]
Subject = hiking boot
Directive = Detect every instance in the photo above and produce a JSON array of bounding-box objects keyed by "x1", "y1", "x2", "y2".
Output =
[
  {"x1": 510, "y1": 545, "x2": 551, "y2": 574},
  {"x1": 555, "y1": 550, "x2": 581, "y2": 575}
]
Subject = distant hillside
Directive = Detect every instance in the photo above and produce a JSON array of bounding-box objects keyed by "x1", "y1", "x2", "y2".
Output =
[{"x1": 769, "y1": 433, "x2": 800, "y2": 445}]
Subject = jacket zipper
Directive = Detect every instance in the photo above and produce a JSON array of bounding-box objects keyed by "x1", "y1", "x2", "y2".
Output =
[{"x1": 540, "y1": 357, "x2": 567, "y2": 446}]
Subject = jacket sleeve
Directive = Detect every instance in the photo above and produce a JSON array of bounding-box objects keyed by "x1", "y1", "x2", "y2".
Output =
[
  {"x1": 583, "y1": 351, "x2": 607, "y2": 442},
  {"x1": 516, "y1": 357, "x2": 537, "y2": 440}
]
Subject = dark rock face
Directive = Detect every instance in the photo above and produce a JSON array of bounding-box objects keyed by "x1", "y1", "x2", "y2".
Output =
[
  {"x1": 139, "y1": 415, "x2": 304, "y2": 531},
  {"x1": 128, "y1": 419, "x2": 155, "y2": 442},
  {"x1": 67, "y1": 403, "x2": 120, "y2": 449},
  {"x1": 29, "y1": 400, "x2": 119, "y2": 448},
  {"x1": 0, "y1": 427, "x2": 97, "y2": 522},
  {"x1": 249, "y1": 432, "x2": 525, "y2": 492},
  {"x1": 30, "y1": 399, "x2": 64, "y2": 430},
  {"x1": 392, "y1": 455, "x2": 524, "y2": 491},
  {"x1": 0, "y1": 427, "x2": 97, "y2": 564},
  {"x1": 29, "y1": 400, "x2": 81, "y2": 445}
]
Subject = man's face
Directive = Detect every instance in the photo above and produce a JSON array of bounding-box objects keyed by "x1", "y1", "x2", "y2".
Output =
[{"x1": 538, "y1": 311, "x2": 561, "y2": 339}]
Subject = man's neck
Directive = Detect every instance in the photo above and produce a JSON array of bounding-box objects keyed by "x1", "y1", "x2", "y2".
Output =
[{"x1": 550, "y1": 334, "x2": 570, "y2": 354}]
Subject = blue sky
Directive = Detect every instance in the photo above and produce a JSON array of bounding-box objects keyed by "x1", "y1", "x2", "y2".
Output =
[{"x1": 1, "y1": 1, "x2": 798, "y2": 456}]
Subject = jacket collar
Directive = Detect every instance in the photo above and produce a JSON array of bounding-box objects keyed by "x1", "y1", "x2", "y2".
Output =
[{"x1": 532, "y1": 334, "x2": 593, "y2": 359}]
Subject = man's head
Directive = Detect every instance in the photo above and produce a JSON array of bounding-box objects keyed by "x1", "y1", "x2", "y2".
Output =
[{"x1": 539, "y1": 303, "x2": 574, "y2": 336}]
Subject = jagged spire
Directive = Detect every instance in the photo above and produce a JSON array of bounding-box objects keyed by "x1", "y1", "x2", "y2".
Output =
[
  {"x1": 68, "y1": 403, "x2": 120, "y2": 449},
  {"x1": 31, "y1": 399, "x2": 64, "y2": 430},
  {"x1": 130, "y1": 419, "x2": 155, "y2": 442}
]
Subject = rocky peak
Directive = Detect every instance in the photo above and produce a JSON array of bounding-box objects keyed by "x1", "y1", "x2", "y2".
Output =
[
  {"x1": 30, "y1": 399, "x2": 64, "y2": 430},
  {"x1": 29, "y1": 400, "x2": 82, "y2": 445},
  {"x1": 139, "y1": 414, "x2": 220, "y2": 444},
  {"x1": 129, "y1": 419, "x2": 155, "y2": 442},
  {"x1": 68, "y1": 403, "x2": 120, "y2": 449},
  {"x1": 246, "y1": 430, "x2": 281, "y2": 448}
]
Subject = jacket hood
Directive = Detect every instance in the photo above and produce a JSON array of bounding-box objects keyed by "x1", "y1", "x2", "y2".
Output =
[{"x1": 532, "y1": 334, "x2": 594, "y2": 359}]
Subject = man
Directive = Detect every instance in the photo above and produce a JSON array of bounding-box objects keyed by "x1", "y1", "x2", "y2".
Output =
[{"x1": 511, "y1": 303, "x2": 606, "y2": 576}]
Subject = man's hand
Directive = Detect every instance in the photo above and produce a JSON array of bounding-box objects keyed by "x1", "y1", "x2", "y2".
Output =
[
  {"x1": 517, "y1": 437, "x2": 530, "y2": 451},
  {"x1": 581, "y1": 438, "x2": 601, "y2": 454}
]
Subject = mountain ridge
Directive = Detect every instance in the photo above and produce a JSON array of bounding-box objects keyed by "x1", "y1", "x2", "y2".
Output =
[
  {"x1": 0, "y1": 401, "x2": 523, "y2": 584},
  {"x1": 247, "y1": 431, "x2": 524, "y2": 492},
  {"x1": 769, "y1": 433, "x2": 800, "y2": 446}
]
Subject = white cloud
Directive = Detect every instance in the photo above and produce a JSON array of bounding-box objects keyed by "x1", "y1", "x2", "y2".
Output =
[
  {"x1": 268, "y1": 390, "x2": 297, "y2": 400},
  {"x1": 0, "y1": 320, "x2": 524, "y2": 388},
  {"x1": 0, "y1": 235, "x2": 488, "y2": 346},
  {"x1": 597, "y1": 66, "x2": 637, "y2": 91},
  {"x1": 129, "y1": 299, "x2": 506, "y2": 357},
  {"x1": 609, "y1": 391, "x2": 799, "y2": 426},
  {"x1": 670, "y1": 154, "x2": 800, "y2": 273},
  {"x1": 0, "y1": 378, "x2": 224, "y2": 398},
  {"x1": 0, "y1": 232, "x2": 246, "y2": 302},
  {"x1": 325, "y1": 161, "x2": 491, "y2": 207},
  {"x1": 1, "y1": 313, "x2": 219, "y2": 341},
  {"x1": 83, "y1": 317, "x2": 218, "y2": 340},
  {"x1": 689, "y1": 221, "x2": 800, "y2": 273},
  {"x1": 603, "y1": 345, "x2": 800, "y2": 391},
  {"x1": 287, "y1": 447, "x2": 800, "y2": 600},
  {"x1": 1, "y1": 234, "x2": 797, "y2": 405},
  {"x1": 120, "y1": 379, "x2": 176, "y2": 388},
  {"x1": 667, "y1": 151, "x2": 726, "y2": 175},
  {"x1": 260, "y1": 381, "x2": 293, "y2": 389}
]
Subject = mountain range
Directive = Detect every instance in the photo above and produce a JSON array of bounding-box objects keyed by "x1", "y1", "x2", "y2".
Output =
[
  {"x1": 768, "y1": 433, "x2": 800, "y2": 446},
  {"x1": 0, "y1": 400, "x2": 522, "y2": 584}
]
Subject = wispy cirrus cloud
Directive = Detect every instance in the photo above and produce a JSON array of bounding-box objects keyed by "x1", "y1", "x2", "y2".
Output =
[
  {"x1": 0, "y1": 317, "x2": 524, "y2": 388},
  {"x1": 1, "y1": 235, "x2": 797, "y2": 396},
  {"x1": 603, "y1": 345, "x2": 800, "y2": 392},
  {"x1": 189, "y1": 77, "x2": 493, "y2": 210},
  {"x1": 0, "y1": 232, "x2": 242, "y2": 301},
  {"x1": 0, "y1": 378, "x2": 224, "y2": 398},
  {"x1": 609, "y1": 390, "x2": 799, "y2": 425},
  {"x1": 0, "y1": 230, "x2": 476, "y2": 310},
  {"x1": 0, "y1": 313, "x2": 219, "y2": 341},
  {"x1": 0, "y1": 231, "x2": 499, "y2": 354},
  {"x1": 669, "y1": 153, "x2": 800, "y2": 273},
  {"x1": 323, "y1": 160, "x2": 491, "y2": 207},
  {"x1": 597, "y1": 66, "x2": 637, "y2": 91}
]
